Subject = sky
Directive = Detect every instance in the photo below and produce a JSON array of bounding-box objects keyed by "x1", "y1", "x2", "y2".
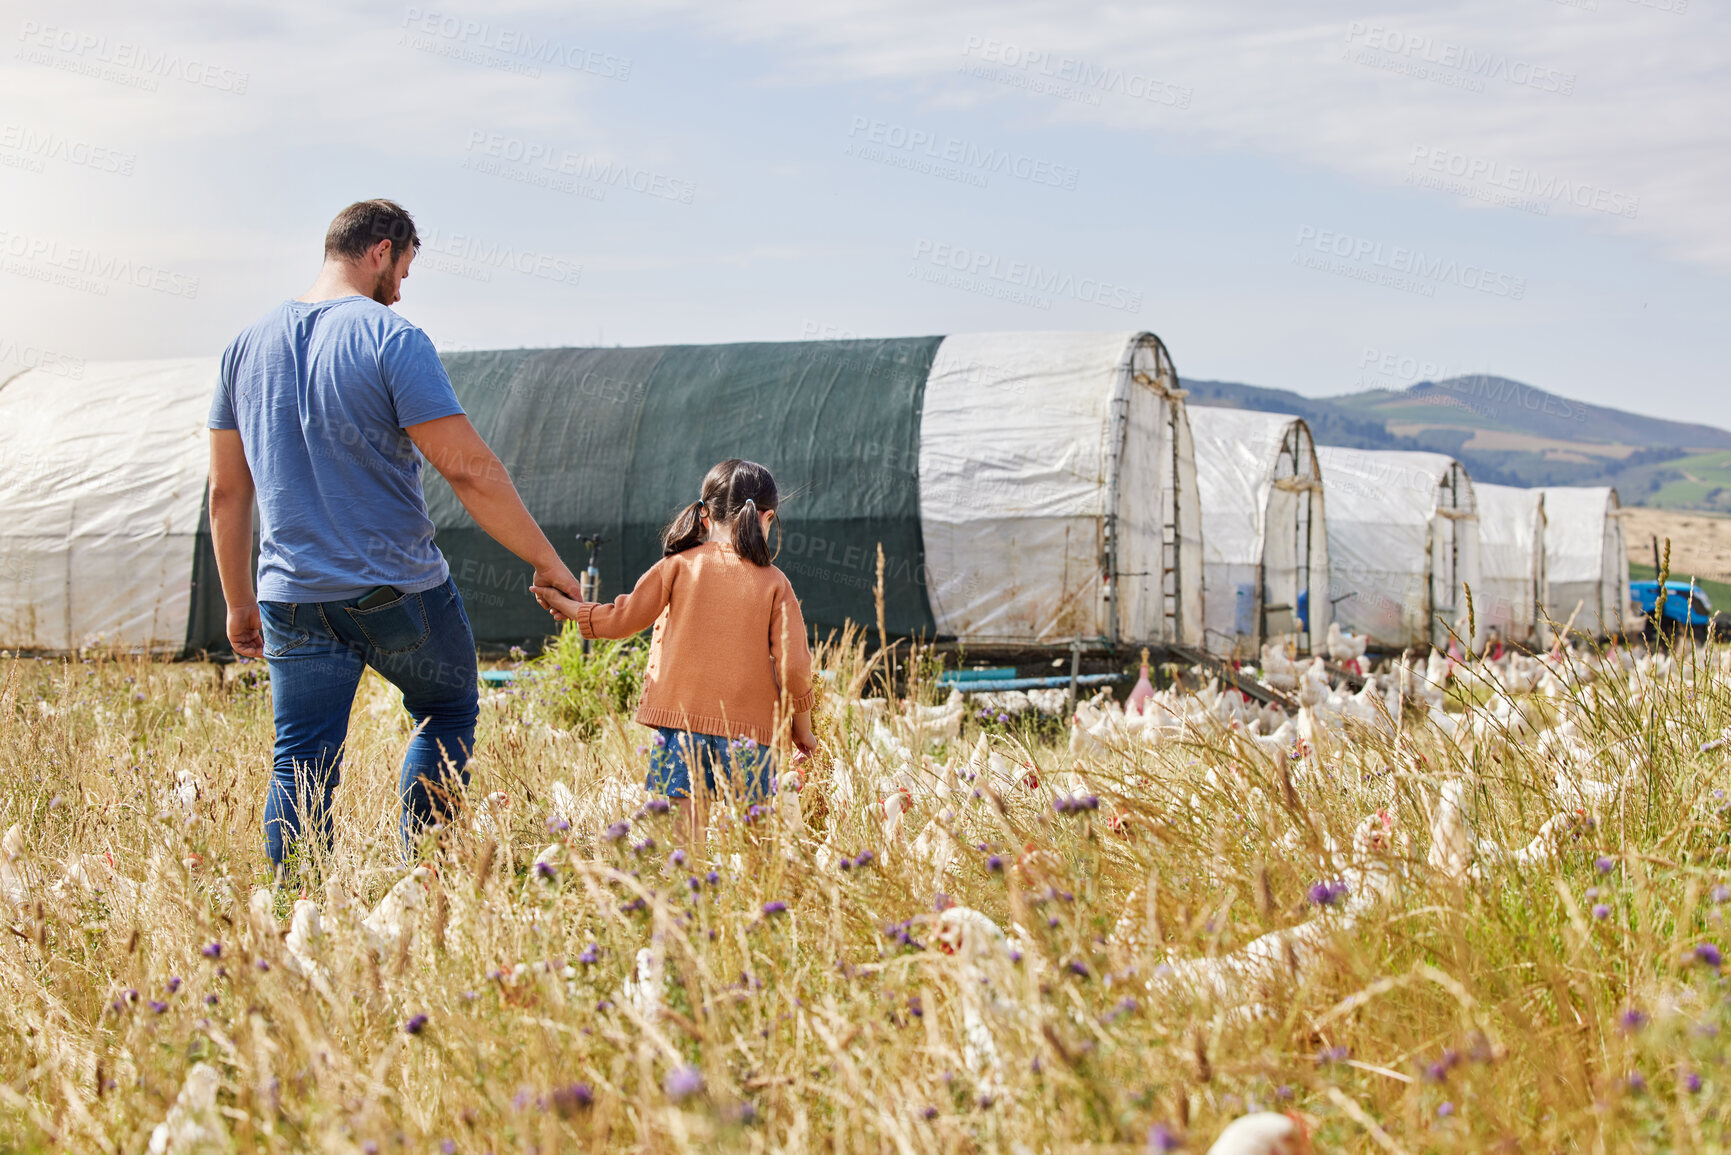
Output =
[{"x1": 1, "y1": 0, "x2": 1727, "y2": 417}]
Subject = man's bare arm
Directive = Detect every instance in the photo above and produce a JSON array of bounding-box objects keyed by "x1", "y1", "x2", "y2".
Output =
[
  {"x1": 407, "y1": 414, "x2": 580, "y2": 598},
  {"x1": 208, "y1": 429, "x2": 263, "y2": 657}
]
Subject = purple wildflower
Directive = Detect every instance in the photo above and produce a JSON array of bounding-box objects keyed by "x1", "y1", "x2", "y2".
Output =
[
  {"x1": 404, "y1": 1014, "x2": 429, "y2": 1036},
  {"x1": 1316, "y1": 1045, "x2": 1350, "y2": 1065},
  {"x1": 853, "y1": 850, "x2": 875, "y2": 867},
  {"x1": 1713, "y1": 884, "x2": 1731, "y2": 904},
  {"x1": 204, "y1": 994, "x2": 218, "y2": 1006},
  {"x1": 604, "y1": 820, "x2": 629, "y2": 841},
  {"x1": 1593, "y1": 903, "x2": 1612, "y2": 920},
  {"x1": 149, "y1": 1000, "x2": 168, "y2": 1014},
  {"x1": 165, "y1": 976, "x2": 181, "y2": 994},
  {"x1": 1148, "y1": 1123, "x2": 1182, "y2": 1152},
  {"x1": 1068, "y1": 959, "x2": 1090, "y2": 978},
  {"x1": 201, "y1": 941, "x2": 222, "y2": 959},
  {"x1": 987, "y1": 855, "x2": 1004, "y2": 872},
  {"x1": 535, "y1": 861, "x2": 557, "y2": 880},
  {"x1": 1308, "y1": 880, "x2": 1350, "y2": 907},
  {"x1": 551, "y1": 1083, "x2": 593, "y2": 1116},
  {"x1": 664, "y1": 1065, "x2": 703, "y2": 1101},
  {"x1": 1619, "y1": 1008, "x2": 1648, "y2": 1033},
  {"x1": 646, "y1": 797, "x2": 671, "y2": 815},
  {"x1": 670, "y1": 848, "x2": 687, "y2": 867},
  {"x1": 1694, "y1": 942, "x2": 1723, "y2": 970},
  {"x1": 1685, "y1": 1070, "x2": 1703, "y2": 1093},
  {"x1": 1595, "y1": 855, "x2": 1615, "y2": 874},
  {"x1": 762, "y1": 901, "x2": 788, "y2": 917},
  {"x1": 441, "y1": 1141, "x2": 455, "y2": 1155},
  {"x1": 1437, "y1": 1101, "x2": 1454, "y2": 1118},
  {"x1": 706, "y1": 870, "x2": 720, "y2": 886},
  {"x1": 921, "y1": 1106, "x2": 938, "y2": 1120},
  {"x1": 255, "y1": 959, "x2": 270, "y2": 972},
  {"x1": 578, "y1": 943, "x2": 600, "y2": 965},
  {"x1": 1627, "y1": 1071, "x2": 1646, "y2": 1093}
]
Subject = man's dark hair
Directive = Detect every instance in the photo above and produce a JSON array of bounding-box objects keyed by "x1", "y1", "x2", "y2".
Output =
[{"x1": 323, "y1": 199, "x2": 419, "y2": 262}]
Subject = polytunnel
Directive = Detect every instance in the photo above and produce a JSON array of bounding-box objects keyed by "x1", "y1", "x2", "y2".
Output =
[
  {"x1": 0, "y1": 357, "x2": 218, "y2": 653},
  {"x1": 1186, "y1": 406, "x2": 1330, "y2": 658},
  {"x1": 1315, "y1": 447, "x2": 1482, "y2": 652},
  {"x1": 429, "y1": 331, "x2": 1201, "y2": 651},
  {"x1": 1473, "y1": 483, "x2": 1548, "y2": 649},
  {"x1": 1538, "y1": 486, "x2": 1630, "y2": 638},
  {"x1": 0, "y1": 332, "x2": 1204, "y2": 655}
]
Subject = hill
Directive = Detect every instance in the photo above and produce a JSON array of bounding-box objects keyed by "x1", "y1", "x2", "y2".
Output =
[{"x1": 1180, "y1": 373, "x2": 1731, "y2": 506}]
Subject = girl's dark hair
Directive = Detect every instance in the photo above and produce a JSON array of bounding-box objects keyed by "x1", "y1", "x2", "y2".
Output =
[{"x1": 663, "y1": 459, "x2": 779, "y2": 566}]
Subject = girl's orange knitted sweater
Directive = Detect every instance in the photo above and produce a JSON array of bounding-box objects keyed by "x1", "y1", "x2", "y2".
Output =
[{"x1": 576, "y1": 541, "x2": 815, "y2": 745}]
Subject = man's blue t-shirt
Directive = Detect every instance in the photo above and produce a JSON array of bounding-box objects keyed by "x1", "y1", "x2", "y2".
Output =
[{"x1": 209, "y1": 297, "x2": 466, "y2": 603}]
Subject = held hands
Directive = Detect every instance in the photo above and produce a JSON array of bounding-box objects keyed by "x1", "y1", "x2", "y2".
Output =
[
  {"x1": 532, "y1": 560, "x2": 583, "y2": 602},
  {"x1": 529, "y1": 584, "x2": 583, "y2": 622},
  {"x1": 227, "y1": 603, "x2": 264, "y2": 658}
]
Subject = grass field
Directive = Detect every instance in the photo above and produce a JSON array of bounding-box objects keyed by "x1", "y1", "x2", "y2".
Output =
[{"x1": 4, "y1": 635, "x2": 1731, "y2": 1151}]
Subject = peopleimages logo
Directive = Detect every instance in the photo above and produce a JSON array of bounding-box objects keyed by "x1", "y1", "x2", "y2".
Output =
[
  {"x1": 0, "y1": 229, "x2": 199, "y2": 299},
  {"x1": 910, "y1": 239, "x2": 1143, "y2": 313},
  {"x1": 959, "y1": 36, "x2": 1193, "y2": 109},
  {"x1": 1406, "y1": 146, "x2": 1639, "y2": 219},
  {"x1": 0, "y1": 124, "x2": 135, "y2": 175},
  {"x1": 401, "y1": 8, "x2": 632, "y2": 79},
  {"x1": 417, "y1": 228, "x2": 582, "y2": 286},
  {"x1": 845, "y1": 116, "x2": 1080, "y2": 190},
  {"x1": 15, "y1": 20, "x2": 249, "y2": 94},
  {"x1": 1293, "y1": 226, "x2": 1526, "y2": 300},
  {"x1": 1343, "y1": 22, "x2": 1575, "y2": 96},
  {"x1": 462, "y1": 131, "x2": 696, "y2": 204}
]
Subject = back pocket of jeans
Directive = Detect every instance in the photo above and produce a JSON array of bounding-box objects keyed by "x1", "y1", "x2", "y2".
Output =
[
  {"x1": 261, "y1": 602, "x2": 310, "y2": 657},
  {"x1": 345, "y1": 591, "x2": 431, "y2": 655}
]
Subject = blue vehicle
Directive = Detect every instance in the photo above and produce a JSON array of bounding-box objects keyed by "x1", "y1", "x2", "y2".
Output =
[{"x1": 1631, "y1": 579, "x2": 1729, "y2": 640}]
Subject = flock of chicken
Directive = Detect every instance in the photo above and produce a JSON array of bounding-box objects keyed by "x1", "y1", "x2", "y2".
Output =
[{"x1": 5, "y1": 627, "x2": 1724, "y2": 1153}]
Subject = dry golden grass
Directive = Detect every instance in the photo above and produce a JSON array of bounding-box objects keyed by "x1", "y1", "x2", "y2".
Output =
[{"x1": 2, "y1": 639, "x2": 1731, "y2": 1152}]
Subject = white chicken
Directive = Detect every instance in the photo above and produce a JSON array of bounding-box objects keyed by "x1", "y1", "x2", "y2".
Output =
[
  {"x1": 1206, "y1": 1111, "x2": 1311, "y2": 1154},
  {"x1": 2, "y1": 824, "x2": 34, "y2": 907},
  {"x1": 1325, "y1": 622, "x2": 1368, "y2": 668},
  {"x1": 147, "y1": 1062, "x2": 227, "y2": 1154},
  {"x1": 362, "y1": 867, "x2": 430, "y2": 956}
]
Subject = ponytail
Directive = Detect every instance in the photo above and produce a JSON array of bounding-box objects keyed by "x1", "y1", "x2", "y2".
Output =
[
  {"x1": 731, "y1": 497, "x2": 772, "y2": 566},
  {"x1": 668, "y1": 458, "x2": 780, "y2": 566},
  {"x1": 661, "y1": 500, "x2": 706, "y2": 557}
]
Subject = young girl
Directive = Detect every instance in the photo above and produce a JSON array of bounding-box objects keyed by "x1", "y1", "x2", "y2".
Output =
[{"x1": 532, "y1": 459, "x2": 817, "y2": 844}]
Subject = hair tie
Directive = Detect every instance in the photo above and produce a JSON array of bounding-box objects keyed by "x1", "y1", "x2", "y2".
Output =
[
  {"x1": 744, "y1": 498, "x2": 756, "y2": 509},
  {"x1": 696, "y1": 499, "x2": 705, "y2": 509}
]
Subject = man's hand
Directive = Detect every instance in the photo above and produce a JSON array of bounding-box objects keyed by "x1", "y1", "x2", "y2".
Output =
[
  {"x1": 533, "y1": 561, "x2": 583, "y2": 602},
  {"x1": 227, "y1": 603, "x2": 265, "y2": 658}
]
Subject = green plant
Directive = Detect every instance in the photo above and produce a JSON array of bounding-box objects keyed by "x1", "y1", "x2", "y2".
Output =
[{"x1": 525, "y1": 623, "x2": 648, "y2": 737}]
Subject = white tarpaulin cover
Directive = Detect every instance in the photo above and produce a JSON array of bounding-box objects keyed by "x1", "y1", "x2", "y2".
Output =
[
  {"x1": 1316, "y1": 447, "x2": 1481, "y2": 651},
  {"x1": 1188, "y1": 407, "x2": 1330, "y2": 657},
  {"x1": 0, "y1": 358, "x2": 216, "y2": 652},
  {"x1": 918, "y1": 331, "x2": 1201, "y2": 646},
  {"x1": 1474, "y1": 483, "x2": 1547, "y2": 647},
  {"x1": 1540, "y1": 486, "x2": 1628, "y2": 637}
]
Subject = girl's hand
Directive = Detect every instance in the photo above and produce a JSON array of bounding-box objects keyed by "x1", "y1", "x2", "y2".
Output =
[
  {"x1": 530, "y1": 584, "x2": 581, "y2": 621},
  {"x1": 791, "y1": 710, "x2": 818, "y2": 757}
]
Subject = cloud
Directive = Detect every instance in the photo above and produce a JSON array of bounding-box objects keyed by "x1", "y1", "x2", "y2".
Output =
[{"x1": 576, "y1": 0, "x2": 1731, "y2": 268}]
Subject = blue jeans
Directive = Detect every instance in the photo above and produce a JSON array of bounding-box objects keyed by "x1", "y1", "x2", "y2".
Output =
[
  {"x1": 258, "y1": 576, "x2": 478, "y2": 868},
  {"x1": 648, "y1": 728, "x2": 775, "y2": 803}
]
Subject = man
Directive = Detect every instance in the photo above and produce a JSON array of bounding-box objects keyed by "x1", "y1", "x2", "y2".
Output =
[{"x1": 208, "y1": 198, "x2": 578, "y2": 870}]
